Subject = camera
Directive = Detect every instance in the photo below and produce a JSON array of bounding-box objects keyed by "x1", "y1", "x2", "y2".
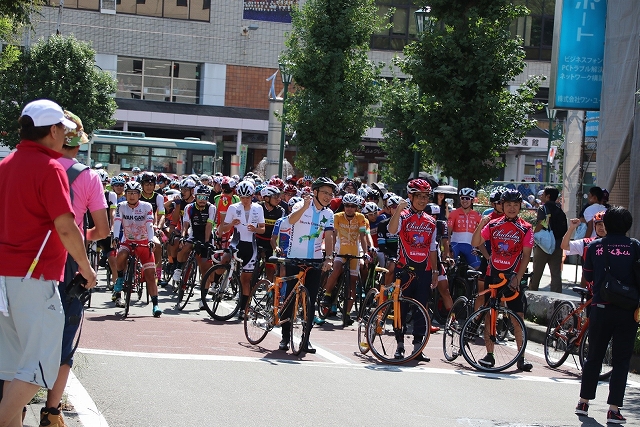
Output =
[{"x1": 65, "y1": 273, "x2": 89, "y2": 304}]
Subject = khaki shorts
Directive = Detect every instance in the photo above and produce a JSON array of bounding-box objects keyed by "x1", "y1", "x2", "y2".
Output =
[{"x1": 0, "y1": 276, "x2": 64, "y2": 389}]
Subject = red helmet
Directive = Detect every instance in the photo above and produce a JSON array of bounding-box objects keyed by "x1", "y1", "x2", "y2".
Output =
[
  {"x1": 301, "y1": 186, "x2": 312, "y2": 196},
  {"x1": 283, "y1": 184, "x2": 298, "y2": 195},
  {"x1": 593, "y1": 210, "x2": 606, "y2": 223},
  {"x1": 406, "y1": 179, "x2": 432, "y2": 195},
  {"x1": 269, "y1": 177, "x2": 285, "y2": 190}
]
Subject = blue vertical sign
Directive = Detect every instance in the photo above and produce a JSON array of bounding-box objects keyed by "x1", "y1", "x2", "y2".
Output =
[
  {"x1": 585, "y1": 111, "x2": 600, "y2": 136},
  {"x1": 551, "y1": 0, "x2": 607, "y2": 110}
]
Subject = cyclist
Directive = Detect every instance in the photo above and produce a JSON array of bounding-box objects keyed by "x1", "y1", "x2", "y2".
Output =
[
  {"x1": 388, "y1": 179, "x2": 439, "y2": 362},
  {"x1": 108, "y1": 175, "x2": 127, "y2": 297},
  {"x1": 255, "y1": 185, "x2": 285, "y2": 281},
  {"x1": 279, "y1": 176, "x2": 337, "y2": 353},
  {"x1": 139, "y1": 171, "x2": 165, "y2": 283},
  {"x1": 131, "y1": 166, "x2": 141, "y2": 181},
  {"x1": 111, "y1": 181, "x2": 162, "y2": 317},
  {"x1": 213, "y1": 177, "x2": 239, "y2": 249},
  {"x1": 218, "y1": 180, "x2": 265, "y2": 319},
  {"x1": 448, "y1": 187, "x2": 482, "y2": 269},
  {"x1": 321, "y1": 193, "x2": 370, "y2": 325},
  {"x1": 426, "y1": 202, "x2": 452, "y2": 324},
  {"x1": 471, "y1": 189, "x2": 533, "y2": 371},
  {"x1": 169, "y1": 178, "x2": 196, "y2": 282},
  {"x1": 281, "y1": 184, "x2": 298, "y2": 213},
  {"x1": 97, "y1": 171, "x2": 117, "y2": 268},
  {"x1": 377, "y1": 194, "x2": 402, "y2": 285}
]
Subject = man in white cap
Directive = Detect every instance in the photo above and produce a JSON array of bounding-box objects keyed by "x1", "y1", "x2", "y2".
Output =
[{"x1": 0, "y1": 99, "x2": 97, "y2": 427}]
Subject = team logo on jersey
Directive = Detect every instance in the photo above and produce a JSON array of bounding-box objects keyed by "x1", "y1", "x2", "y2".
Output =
[{"x1": 299, "y1": 217, "x2": 328, "y2": 243}]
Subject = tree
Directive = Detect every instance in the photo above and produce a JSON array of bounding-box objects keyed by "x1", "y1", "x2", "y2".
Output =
[
  {"x1": 280, "y1": 0, "x2": 384, "y2": 178},
  {"x1": 0, "y1": 0, "x2": 43, "y2": 71},
  {"x1": 0, "y1": 34, "x2": 117, "y2": 148},
  {"x1": 402, "y1": 0, "x2": 542, "y2": 188}
]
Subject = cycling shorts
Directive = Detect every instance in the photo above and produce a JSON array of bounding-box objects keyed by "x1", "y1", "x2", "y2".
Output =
[
  {"x1": 335, "y1": 256, "x2": 362, "y2": 275},
  {"x1": 235, "y1": 241, "x2": 257, "y2": 272},
  {"x1": 485, "y1": 276, "x2": 525, "y2": 314},
  {"x1": 451, "y1": 242, "x2": 481, "y2": 269},
  {"x1": 118, "y1": 242, "x2": 156, "y2": 271},
  {"x1": 256, "y1": 238, "x2": 274, "y2": 263}
]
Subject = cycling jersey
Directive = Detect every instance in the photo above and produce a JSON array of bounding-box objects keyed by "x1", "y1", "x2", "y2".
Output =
[
  {"x1": 368, "y1": 213, "x2": 387, "y2": 248},
  {"x1": 214, "y1": 193, "x2": 240, "y2": 246},
  {"x1": 256, "y1": 202, "x2": 284, "y2": 242},
  {"x1": 396, "y1": 208, "x2": 438, "y2": 269},
  {"x1": 113, "y1": 200, "x2": 154, "y2": 244},
  {"x1": 172, "y1": 197, "x2": 194, "y2": 231},
  {"x1": 481, "y1": 216, "x2": 533, "y2": 276},
  {"x1": 334, "y1": 212, "x2": 367, "y2": 256},
  {"x1": 377, "y1": 217, "x2": 398, "y2": 257},
  {"x1": 272, "y1": 216, "x2": 291, "y2": 254},
  {"x1": 287, "y1": 201, "x2": 334, "y2": 259},
  {"x1": 140, "y1": 191, "x2": 165, "y2": 215},
  {"x1": 183, "y1": 202, "x2": 216, "y2": 243},
  {"x1": 224, "y1": 202, "x2": 265, "y2": 244},
  {"x1": 448, "y1": 208, "x2": 482, "y2": 244}
]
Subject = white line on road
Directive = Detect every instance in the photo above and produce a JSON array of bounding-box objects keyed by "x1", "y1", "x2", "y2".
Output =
[{"x1": 66, "y1": 370, "x2": 110, "y2": 427}]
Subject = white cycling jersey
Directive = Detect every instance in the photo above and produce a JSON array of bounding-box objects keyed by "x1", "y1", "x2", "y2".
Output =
[{"x1": 113, "y1": 200, "x2": 154, "y2": 243}]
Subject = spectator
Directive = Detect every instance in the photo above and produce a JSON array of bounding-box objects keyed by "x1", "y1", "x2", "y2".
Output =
[
  {"x1": 529, "y1": 186, "x2": 568, "y2": 292},
  {"x1": 0, "y1": 99, "x2": 96, "y2": 427},
  {"x1": 575, "y1": 207, "x2": 639, "y2": 424},
  {"x1": 517, "y1": 182, "x2": 534, "y2": 199},
  {"x1": 582, "y1": 187, "x2": 608, "y2": 238}
]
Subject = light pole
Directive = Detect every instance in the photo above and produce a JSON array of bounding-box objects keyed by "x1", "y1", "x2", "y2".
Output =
[
  {"x1": 278, "y1": 62, "x2": 293, "y2": 177},
  {"x1": 546, "y1": 104, "x2": 557, "y2": 183},
  {"x1": 413, "y1": 7, "x2": 434, "y2": 179}
]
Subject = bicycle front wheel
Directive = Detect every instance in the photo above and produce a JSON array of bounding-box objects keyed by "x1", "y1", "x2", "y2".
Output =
[
  {"x1": 460, "y1": 306, "x2": 526, "y2": 372},
  {"x1": 367, "y1": 297, "x2": 430, "y2": 365},
  {"x1": 290, "y1": 286, "x2": 310, "y2": 356},
  {"x1": 544, "y1": 301, "x2": 577, "y2": 368},
  {"x1": 177, "y1": 258, "x2": 197, "y2": 310},
  {"x1": 443, "y1": 296, "x2": 471, "y2": 362},
  {"x1": 200, "y1": 264, "x2": 240, "y2": 321},
  {"x1": 357, "y1": 288, "x2": 379, "y2": 354},
  {"x1": 123, "y1": 257, "x2": 136, "y2": 318},
  {"x1": 579, "y1": 333, "x2": 613, "y2": 381},
  {"x1": 244, "y1": 279, "x2": 274, "y2": 345}
]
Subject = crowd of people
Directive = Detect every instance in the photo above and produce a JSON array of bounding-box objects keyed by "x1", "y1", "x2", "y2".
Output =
[{"x1": 0, "y1": 99, "x2": 638, "y2": 426}]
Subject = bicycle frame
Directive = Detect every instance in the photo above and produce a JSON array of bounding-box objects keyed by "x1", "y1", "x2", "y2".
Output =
[
  {"x1": 474, "y1": 273, "x2": 514, "y2": 342},
  {"x1": 552, "y1": 297, "x2": 591, "y2": 349},
  {"x1": 372, "y1": 267, "x2": 416, "y2": 332},
  {"x1": 270, "y1": 266, "x2": 312, "y2": 326}
]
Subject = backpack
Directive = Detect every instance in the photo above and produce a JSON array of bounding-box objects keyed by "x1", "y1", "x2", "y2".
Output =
[
  {"x1": 548, "y1": 203, "x2": 568, "y2": 242},
  {"x1": 65, "y1": 162, "x2": 93, "y2": 233}
]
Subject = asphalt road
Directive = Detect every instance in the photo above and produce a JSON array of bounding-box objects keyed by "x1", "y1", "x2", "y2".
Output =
[{"x1": 24, "y1": 270, "x2": 640, "y2": 427}]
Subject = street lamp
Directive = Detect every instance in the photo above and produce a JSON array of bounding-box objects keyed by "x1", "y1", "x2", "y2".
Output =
[
  {"x1": 412, "y1": 7, "x2": 435, "y2": 179},
  {"x1": 546, "y1": 105, "x2": 557, "y2": 183},
  {"x1": 278, "y1": 61, "x2": 293, "y2": 177}
]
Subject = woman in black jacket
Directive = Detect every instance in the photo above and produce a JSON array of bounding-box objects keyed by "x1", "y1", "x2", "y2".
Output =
[{"x1": 575, "y1": 206, "x2": 639, "y2": 424}]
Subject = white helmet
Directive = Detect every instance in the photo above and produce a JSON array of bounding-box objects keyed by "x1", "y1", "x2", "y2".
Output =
[
  {"x1": 180, "y1": 178, "x2": 197, "y2": 189},
  {"x1": 260, "y1": 185, "x2": 281, "y2": 198},
  {"x1": 288, "y1": 196, "x2": 303, "y2": 207},
  {"x1": 342, "y1": 193, "x2": 360, "y2": 206},
  {"x1": 236, "y1": 181, "x2": 255, "y2": 197},
  {"x1": 459, "y1": 188, "x2": 476, "y2": 198},
  {"x1": 361, "y1": 202, "x2": 380, "y2": 215},
  {"x1": 386, "y1": 195, "x2": 402, "y2": 207},
  {"x1": 124, "y1": 181, "x2": 142, "y2": 193},
  {"x1": 98, "y1": 170, "x2": 109, "y2": 183}
]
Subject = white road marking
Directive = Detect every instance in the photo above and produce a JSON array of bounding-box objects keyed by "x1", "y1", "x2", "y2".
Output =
[{"x1": 66, "y1": 370, "x2": 110, "y2": 427}]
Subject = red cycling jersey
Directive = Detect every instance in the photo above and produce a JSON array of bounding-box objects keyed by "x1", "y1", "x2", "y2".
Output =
[
  {"x1": 448, "y1": 208, "x2": 482, "y2": 244},
  {"x1": 481, "y1": 216, "x2": 533, "y2": 276},
  {"x1": 396, "y1": 208, "x2": 438, "y2": 269}
]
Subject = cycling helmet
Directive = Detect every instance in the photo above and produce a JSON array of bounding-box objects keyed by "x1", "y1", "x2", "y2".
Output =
[
  {"x1": 169, "y1": 180, "x2": 180, "y2": 189},
  {"x1": 433, "y1": 185, "x2": 458, "y2": 195},
  {"x1": 140, "y1": 171, "x2": 156, "y2": 183},
  {"x1": 261, "y1": 185, "x2": 281, "y2": 198},
  {"x1": 243, "y1": 177, "x2": 255, "y2": 186},
  {"x1": 283, "y1": 184, "x2": 298, "y2": 195},
  {"x1": 221, "y1": 176, "x2": 237, "y2": 190},
  {"x1": 296, "y1": 177, "x2": 306, "y2": 188},
  {"x1": 157, "y1": 173, "x2": 170, "y2": 184},
  {"x1": 357, "y1": 186, "x2": 368, "y2": 199},
  {"x1": 111, "y1": 176, "x2": 126, "y2": 186},
  {"x1": 131, "y1": 167, "x2": 141, "y2": 174},
  {"x1": 386, "y1": 195, "x2": 403, "y2": 207},
  {"x1": 301, "y1": 186, "x2": 312, "y2": 196},
  {"x1": 195, "y1": 185, "x2": 211, "y2": 196},
  {"x1": 236, "y1": 181, "x2": 255, "y2": 197},
  {"x1": 341, "y1": 179, "x2": 356, "y2": 193},
  {"x1": 288, "y1": 196, "x2": 303, "y2": 207},
  {"x1": 124, "y1": 181, "x2": 142, "y2": 193},
  {"x1": 406, "y1": 179, "x2": 432, "y2": 195},
  {"x1": 355, "y1": 195, "x2": 366, "y2": 209},
  {"x1": 200, "y1": 174, "x2": 210, "y2": 182},
  {"x1": 489, "y1": 186, "x2": 508, "y2": 203},
  {"x1": 500, "y1": 189, "x2": 523, "y2": 203},
  {"x1": 342, "y1": 193, "x2": 360, "y2": 206},
  {"x1": 180, "y1": 178, "x2": 197, "y2": 189},
  {"x1": 312, "y1": 177, "x2": 337, "y2": 191},
  {"x1": 189, "y1": 174, "x2": 200, "y2": 182},
  {"x1": 255, "y1": 183, "x2": 267, "y2": 195},
  {"x1": 459, "y1": 188, "x2": 476, "y2": 199},
  {"x1": 382, "y1": 192, "x2": 397, "y2": 202},
  {"x1": 362, "y1": 202, "x2": 380, "y2": 215},
  {"x1": 98, "y1": 170, "x2": 109, "y2": 183},
  {"x1": 593, "y1": 210, "x2": 606, "y2": 223},
  {"x1": 367, "y1": 189, "x2": 380, "y2": 201},
  {"x1": 119, "y1": 172, "x2": 130, "y2": 180},
  {"x1": 231, "y1": 174, "x2": 240, "y2": 182},
  {"x1": 269, "y1": 177, "x2": 285, "y2": 190}
]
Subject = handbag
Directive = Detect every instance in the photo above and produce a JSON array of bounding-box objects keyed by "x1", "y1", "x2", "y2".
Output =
[
  {"x1": 534, "y1": 205, "x2": 556, "y2": 255},
  {"x1": 599, "y1": 242, "x2": 640, "y2": 311},
  {"x1": 573, "y1": 222, "x2": 587, "y2": 240}
]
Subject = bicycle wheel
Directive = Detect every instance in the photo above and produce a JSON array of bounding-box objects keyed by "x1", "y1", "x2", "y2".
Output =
[
  {"x1": 244, "y1": 279, "x2": 274, "y2": 345},
  {"x1": 341, "y1": 268, "x2": 351, "y2": 325},
  {"x1": 136, "y1": 263, "x2": 144, "y2": 301},
  {"x1": 579, "y1": 333, "x2": 613, "y2": 381},
  {"x1": 105, "y1": 262, "x2": 113, "y2": 290},
  {"x1": 357, "y1": 288, "x2": 379, "y2": 354},
  {"x1": 290, "y1": 286, "x2": 311, "y2": 356},
  {"x1": 177, "y1": 257, "x2": 197, "y2": 310},
  {"x1": 443, "y1": 296, "x2": 471, "y2": 362},
  {"x1": 367, "y1": 297, "x2": 430, "y2": 365},
  {"x1": 200, "y1": 264, "x2": 241, "y2": 321},
  {"x1": 123, "y1": 257, "x2": 136, "y2": 318},
  {"x1": 544, "y1": 301, "x2": 577, "y2": 368},
  {"x1": 460, "y1": 306, "x2": 526, "y2": 372}
]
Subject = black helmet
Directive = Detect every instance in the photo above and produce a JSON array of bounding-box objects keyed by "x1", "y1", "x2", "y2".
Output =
[
  {"x1": 490, "y1": 186, "x2": 508, "y2": 203},
  {"x1": 312, "y1": 177, "x2": 337, "y2": 191},
  {"x1": 195, "y1": 185, "x2": 211, "y2": 196},
  {"x1": 500, "y1": 189, "x2": 523, "y2": 203},
  {"x1": 140, "y1": 171, "x2": 156, "y2": 183}
]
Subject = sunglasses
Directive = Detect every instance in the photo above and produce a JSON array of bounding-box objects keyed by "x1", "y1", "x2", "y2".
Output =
[
  {"x1": 344, "y1": 204, "x2": 358, "y2": 208},
  {"x1": 196, "y1": 195, "x2": 208, "y2": 200},
  {"x1": 460, "y1": 196, "x2": 472, "y2": 201},
  {"x1": 112, "y1": 184, "x2": 124, "y2": 187}
]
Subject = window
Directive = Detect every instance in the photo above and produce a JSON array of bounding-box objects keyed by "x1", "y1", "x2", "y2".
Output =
[
  {"x1": 116, "y1": 57, "x2": 201, "y2": 104},
  {"x1": 371, "y1": 1, "x2": 418, "y2": 51},
  {"x1": 177, "y1": 0, "x2": 187, "y2": 5},
  {"x1": 510, "y1": 0, "x2": 555, "y2": 61},
  {"x1": 113, "y1": 0, "x2": 209, "y2": 21}
]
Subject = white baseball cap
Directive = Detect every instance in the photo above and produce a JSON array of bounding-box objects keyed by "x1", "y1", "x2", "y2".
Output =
[{"x1": 21, "y1": 99, "x2": 77, "y2": 129}]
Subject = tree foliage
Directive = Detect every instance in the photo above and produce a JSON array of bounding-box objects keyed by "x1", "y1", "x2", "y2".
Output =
[
  {"x1": 280, "y1": 0, "x2": 384, "y2": 178},
  {"x1": 0, "y1": 35, "x2": 117, "y2": 148},
  {"x1": 401, "y1": 0, "x2": 543, "y2": 188},
  {"x1": 0, "y1": 0, "x2": 43, "y2": 71}
]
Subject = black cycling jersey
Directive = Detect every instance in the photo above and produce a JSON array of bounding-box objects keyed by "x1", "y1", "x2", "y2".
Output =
[
  {"x1": 376, "y1": 217, "x2": 398, "y2": 257},
  {"x1": 256, "y1": 202, "x2": 285, "y2": 242},
  {"x1": 140, "y1": 191, "x2": 162, "y2": 214},
  {"x1": 185, "y1": 201, "x2": 214, "y2": 243}
]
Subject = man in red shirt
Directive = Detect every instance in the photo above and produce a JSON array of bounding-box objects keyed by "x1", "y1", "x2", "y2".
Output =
[
  {"x1": 472, "y1": 189, "x2": 533, "y2": 371},
  {"x1": 0, "y1": 99, "x2": 96, "y2": 427}
]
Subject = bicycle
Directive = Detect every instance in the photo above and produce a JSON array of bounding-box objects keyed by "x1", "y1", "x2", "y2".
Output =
[
  {"x1": 544, "y1": 286, "x2": 613, "y2": 380},
  {"x1": 458, "y1": 272, "x2": 528, "y2": 372},
  {"x1": 175, "y1": 240, "x2": 205, "y2": 311},
  {"x1": 244, "y1": 257, "x2": 318, "y2": 355},
  {"x1": 199, "y1": 247, "x2": 242, "y2": 321},
  {"x1": 356, "y1": 252, "x2": 387, "y2": 312},
  {"x1": 120, "y1": 242, "x2": 150, "y2": 318},
  {"x1": 363, "y1": 265, "x2": 431, "y2": 364},
  {"x1": 84, "y1": 240, "x2": 100, "y2": 308},
  {"x1": 431, "y1": 256, "x2": 471, "y2": 326},
  {"x1": 317, "y1": 253, "x2": 365, "y2": 326}
]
